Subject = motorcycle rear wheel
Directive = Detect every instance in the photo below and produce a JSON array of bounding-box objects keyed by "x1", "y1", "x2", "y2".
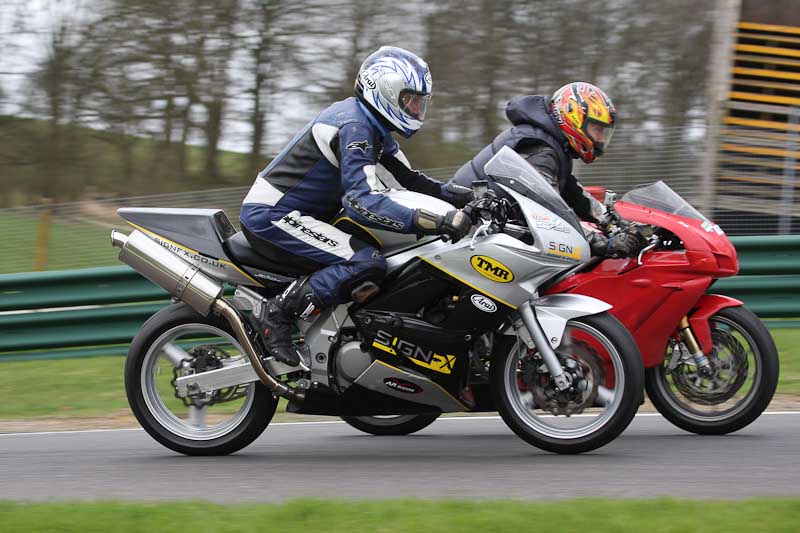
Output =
[
  {"x1": 125, "y1": 303, "x2": 278, "y2": 455},
  {"x1": 645, "y1": 306, "x2": 778, "y2": 435},
  {"x1": 491, "y1": 311, "x2": 643, "y2": 454},
  {"x1": 341, "y1": 414, "x2": 441, "y2": 436}
]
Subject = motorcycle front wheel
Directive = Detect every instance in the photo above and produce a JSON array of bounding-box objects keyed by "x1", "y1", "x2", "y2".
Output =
[
  {"x1": 491, "y1": 311, "x2": 643, "y2": 454},
  {"x1": 645, "y1": 306, "x2": 779, "y2": 435},
  {"x1": 125, "y1": 303, "x2": 278, "y2": 455},
  {"x1": 341, "y1": 414, "x2": 441, "y2": 436}
]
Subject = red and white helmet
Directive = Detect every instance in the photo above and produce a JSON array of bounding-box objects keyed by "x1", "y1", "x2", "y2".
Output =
[{"x1": 551, "y1": 82, "x2": 616, "y2": 163}]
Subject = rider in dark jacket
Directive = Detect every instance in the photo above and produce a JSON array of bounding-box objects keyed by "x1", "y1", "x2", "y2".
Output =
[
  {"x1": 240, "y1": 46, "x2": 473, "y2": 366},
  {"x1": 451, "y1": 83, "x2": 641, "y2": 257}
]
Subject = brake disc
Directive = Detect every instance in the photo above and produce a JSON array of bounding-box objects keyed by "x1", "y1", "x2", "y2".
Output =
[
  {"x1": 527, "y1": 338, "x2": 603, "y2": 416},
  {"x1": 670, "y1": 329, "x2": 749, "y2": 405},
  {"x1": 170, "y1": 344, "x2": 250, "y2": 407}
]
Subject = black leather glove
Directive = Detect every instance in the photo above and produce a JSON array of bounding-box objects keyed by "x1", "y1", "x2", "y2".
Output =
[
  {"x1": 440, "y1": 210, "x2": 472, "y2": 242},
  {"x1": 440, "y1": 182, "x2": 475, "y2": 208},
  {"x1": 585, "y1": 231, "x2": 610, "y2": 257},
  {"x1": 607, "y1": 231, "x2": 646, "y2": 258},
  {"x1": 413, "y1": 209, "x2": 472, "y2": 243},
  {"x1": 597, "y1": 208, "x2": 638, "y2": 234}
]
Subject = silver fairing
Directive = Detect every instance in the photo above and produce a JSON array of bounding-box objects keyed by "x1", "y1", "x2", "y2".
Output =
[
  {"x1": 381, "y1": 188, "x2": 589, "y2": 309},
  {"x1": 418, "y1": 233, "x2": 575, "y2": 309},
  {"x1": 500, "y1": 186, "x2": 591, "y2": 264}
]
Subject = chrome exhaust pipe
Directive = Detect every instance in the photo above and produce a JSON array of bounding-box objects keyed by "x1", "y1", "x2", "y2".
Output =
[
  {"x1": 213, "y1": 299, "x2": 305, "y2": 403},
  {"x1": 111, "y1": 230, "x2": 304, "y2": 403},
  {"x1": 111, "y1": 230, "x2": 222, "y2": 316}
]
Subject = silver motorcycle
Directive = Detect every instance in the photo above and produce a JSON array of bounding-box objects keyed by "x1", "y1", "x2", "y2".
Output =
[{"x1": 113, "y1": 146, "x2": 643, "y2": 455}]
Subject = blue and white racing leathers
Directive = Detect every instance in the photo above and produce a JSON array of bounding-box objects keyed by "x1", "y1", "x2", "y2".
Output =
[{"x1": 241, "y1": 97, "x2": 450, "y2": 305}]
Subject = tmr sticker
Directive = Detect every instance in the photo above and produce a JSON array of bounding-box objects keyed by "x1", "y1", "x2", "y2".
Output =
[
  {"x1": 470, "y1": 255, "x2": 514, "y2": 283},
  {"x1": 547, "y1": 242, "x2": 581, "y2": 260},
  {"x1": 383, "y1": 377, "x2": 421, "y2": 394},
  {"x1": 470, "y1": 294, "x2": 497, "y2": 313}
]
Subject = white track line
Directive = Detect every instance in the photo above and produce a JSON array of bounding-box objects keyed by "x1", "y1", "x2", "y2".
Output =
[{"x1": 0, "y1": 411, "x2": 798, "y2": 438}]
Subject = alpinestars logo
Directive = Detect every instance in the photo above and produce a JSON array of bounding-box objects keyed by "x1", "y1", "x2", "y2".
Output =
[
  {"x1": 346, "y1": 140, "x2": 372, "y2": 154},
  {"x1": 281, "y1": 215, "x2": 339, "y2": 247},
  {"x1": 345, "y1": 195, "x2": 404, "y2": 230}
]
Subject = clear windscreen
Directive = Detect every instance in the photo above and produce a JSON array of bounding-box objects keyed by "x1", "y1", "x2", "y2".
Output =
[
  {"x1": 621, "y1": 181, "x2": 708, "y2": 222},
  {"x1": 483, "y1": 146, "x2": 583, "y2": 233}
]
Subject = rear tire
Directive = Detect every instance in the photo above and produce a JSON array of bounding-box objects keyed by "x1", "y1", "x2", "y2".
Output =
[
  {"x1": 341, "y1": 414, "x2": 441, "y2": 436},
  {"x1": 125, "y1": 303, "x2": 278, "y2": 455},
  {"x1": 645, "y1": 306, "x2": 778, "y2": 435},
  {"x1": 491, "y1": 311, "x2": 643, "y2": 454}
]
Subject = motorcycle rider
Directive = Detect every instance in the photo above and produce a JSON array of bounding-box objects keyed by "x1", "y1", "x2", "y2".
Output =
[
  {"x1": 450, "y1": 82, "x2": 643, "y2": 258},
  {"x1": 240, "y1": 46, "x2": 474, "y2": 366}
]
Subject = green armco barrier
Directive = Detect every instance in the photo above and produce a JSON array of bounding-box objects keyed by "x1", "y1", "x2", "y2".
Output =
[
  {"x1": 0, "y1": 266, "x2": 163, "y2": 312},
  {"x1": 0, "y1": 235, "x2": 798, "y2": 361},
  {"x1": 732, "y1": 235, "x2": 800, "y2": 275},
  {"x1": 0, "y1": 303, "x2": 164, "y2": 352}
]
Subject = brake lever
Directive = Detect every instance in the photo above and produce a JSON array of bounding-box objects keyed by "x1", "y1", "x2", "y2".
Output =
[
  {"x1": 637, "y1": 235, "x2": 660, "y2": 265},
  {"x1": 469, "y1": 220, "x2": 492, "y2": 251}
]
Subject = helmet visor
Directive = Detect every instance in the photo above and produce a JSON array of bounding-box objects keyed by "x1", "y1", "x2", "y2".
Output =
[
  {"x1": 585, "y1": 119, "x2": 615, "y2": 155},
  {"x1": 399, "y1": 90, "x2": 431, "y2": 121}
]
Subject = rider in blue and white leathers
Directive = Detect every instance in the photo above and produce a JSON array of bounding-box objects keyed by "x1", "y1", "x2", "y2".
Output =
[{"x1": 241, "y1": 46, "x2": 473, "y2": 366}]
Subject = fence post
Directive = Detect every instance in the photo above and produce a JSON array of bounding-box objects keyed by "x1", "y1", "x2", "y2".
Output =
[
  {"x1": 779, "y1": 112, "x2": 799, "y2": 235},
  {"x1": 700, "y1": 0, "x2": 742, "y2": 214},
  {"x1": 34, "y1": 203, "x2": 51, "y2": 272}
]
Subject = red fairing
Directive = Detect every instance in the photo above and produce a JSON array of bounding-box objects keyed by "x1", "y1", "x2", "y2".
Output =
[
  {"x1": 616, "y1": 201, "x2": 738, "y2": 276},
  {"x1": 688, "y1": 294, "x2": 743, "y2": 354},
  {"x1": 544, "y1": 200, "x2": 741, "y2": 368}
]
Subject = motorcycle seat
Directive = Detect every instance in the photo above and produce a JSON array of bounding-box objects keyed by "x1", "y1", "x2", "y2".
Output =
[{"x1": 223, "y1": 231, "x2": 320, "y2": 277}]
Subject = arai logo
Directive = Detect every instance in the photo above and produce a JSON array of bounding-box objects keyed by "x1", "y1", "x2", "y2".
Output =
[
  {"x1": 470, "y1": 294, "x2": 497, "y2": 313},
  {"x1": 359, "y1": 71, "x2": 377, "y2": 90}
]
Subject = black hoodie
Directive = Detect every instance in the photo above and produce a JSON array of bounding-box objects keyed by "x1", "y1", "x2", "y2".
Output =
[{"x1": 450, "y1": 95, "x2": 603, "y2": 223}]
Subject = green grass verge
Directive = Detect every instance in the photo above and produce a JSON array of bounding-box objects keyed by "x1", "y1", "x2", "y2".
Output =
[
  {"x1": 774, "y1": 329, "x2": 800, "y2": 395},
  {"x1": 1, "y1": 499, "x2": 798, "y2": 532},
  {"x1": 0, "y1": 212, "x2": 119, "y2": 274},
  {"x1": 0, "y1": 329, "x2": 797, "y2": 421},
  {"x1": 0, "y1": 356, "x2": 128, "y2": 419}
]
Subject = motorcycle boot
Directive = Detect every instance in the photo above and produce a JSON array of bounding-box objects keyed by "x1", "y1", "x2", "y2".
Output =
[{"x1": 254, "y1": 276, "x2": 321, "y2": 367}]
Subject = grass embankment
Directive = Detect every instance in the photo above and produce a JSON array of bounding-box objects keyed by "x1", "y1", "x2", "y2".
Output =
[
  {"x1": 1, "y1": 499, "x2": 799, "y2": 532},
  {"x1": 0, "y1": 330, "x2": 798, "y2": 422}
]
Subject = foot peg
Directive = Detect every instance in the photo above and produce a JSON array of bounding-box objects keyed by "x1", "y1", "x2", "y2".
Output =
[{"x1": 262, "y1": 355, "x2": 310, "y2": 375}]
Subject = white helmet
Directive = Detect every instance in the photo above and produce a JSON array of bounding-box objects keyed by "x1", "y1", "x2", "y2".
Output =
[{"x1": 355, "y1": 46, "x2": 432, "y2": 137}]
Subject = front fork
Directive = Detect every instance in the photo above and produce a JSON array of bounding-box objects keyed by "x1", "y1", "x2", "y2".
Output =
[
  {"x1": 515, "y1": 301, "x2": 571, "y2": 392},
  {"x1": 674, "y1": 316, "x2": 713, "y2": 377}
]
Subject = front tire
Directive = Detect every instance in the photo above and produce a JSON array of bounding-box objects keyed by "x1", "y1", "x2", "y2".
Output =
[
  {"x1": 645, "y1": 306, "x2": 778, "y2": 435},
  {"x1": 125, "y1": 303, "x2": 278, "y2": 455},
  {"x1": 491, "y1": 311, "x2": 643, "y2": 454},
  {"x1": 341, "y1": 414, "x2": 441, "y2": 436}
]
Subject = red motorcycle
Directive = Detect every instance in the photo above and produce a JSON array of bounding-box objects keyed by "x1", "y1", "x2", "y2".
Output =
[{"x1": 544, "y1": 182, "x2": 779, "y2": 434}]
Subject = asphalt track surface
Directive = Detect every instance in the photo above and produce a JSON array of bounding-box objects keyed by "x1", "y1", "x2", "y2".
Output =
[{"x1": 1, "y1": 412, "x2": 799, "y2": 502}]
